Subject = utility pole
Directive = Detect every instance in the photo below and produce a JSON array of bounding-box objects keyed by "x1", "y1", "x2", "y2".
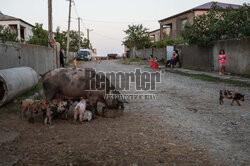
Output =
[
  {"x1": 66, "y1": 0, "x2": 72, "y2": 62},
  {"x1": 48, "y1": 0, "x2": 53, "y2": 47},
  {"x1": 87, "y1": 28, "x2": 93, "y2": 48},
  {"x1": 78, "y1": 17, "x2": 81, "y2": 50},
  {"x1": 87, "y1": 29, "x2": 89, "y2": 41}
]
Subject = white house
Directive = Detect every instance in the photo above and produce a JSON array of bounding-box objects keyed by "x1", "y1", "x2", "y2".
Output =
[{"x1": 0, "y1": 12, "x2": 34, "y2": 42}]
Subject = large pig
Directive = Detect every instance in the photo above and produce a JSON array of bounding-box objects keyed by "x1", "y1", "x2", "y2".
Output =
[{"x1": 42, "y1": 68, "x2": 125, "y2": 115}]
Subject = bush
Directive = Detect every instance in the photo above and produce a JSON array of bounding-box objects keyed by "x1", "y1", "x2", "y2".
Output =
[
  {"x1": 27, "y1": 23, "x2": 48, "y2": 47},
  {"x1": 0, "y1": 25, "x2": 18, "y2": 42},
  {"x1": 152, "y1": 37, "x2": 185, "y2": 48}
]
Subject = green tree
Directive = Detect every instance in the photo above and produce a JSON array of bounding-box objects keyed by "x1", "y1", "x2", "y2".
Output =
[
  {"x1": 219, "y1": 4, "x2": 250, "y2": 39},
  {"x1": 82, "y1": 38, "x2": 91, "y2": 49},
  {"x1": 27, "y1": 23, "x2": 48, "y2": 47},
  {"x1": 54, "y1": 26, "x2": 66, "y2": 49},
  {"x1": 181, "y1": 2, "x2": 250, "y2": 47},
  {"x1": 55, "y1": 26, "x2": 91, "y2": 52},
  {"x1": 122, "y1": 24, "x2": 152, "y2": 49},
  {"x1": 152, "y1": 35, "x2": 185, "y2": 48},
  {"x1": 0, "y1": 25, "x2": 18, "y2": 42},
  {"x1": 69, "y1": 30, "x2": 83, "y2": 52}
]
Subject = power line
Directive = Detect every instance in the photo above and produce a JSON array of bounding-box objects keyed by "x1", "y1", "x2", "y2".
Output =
[
  {"x1": 92, "y1": 31, "x2": 121, "y2": 41},
  {"x1": 83, "y1": 18, "x2": 157, "y2": 24},
  {"x1": 72, "y1": 1, "x2": 79, "y2": 18}
]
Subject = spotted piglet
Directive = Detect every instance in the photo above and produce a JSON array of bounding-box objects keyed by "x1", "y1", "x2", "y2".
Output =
[
  {"x1": 82, "y1": 110, "x2": 92, "y2": 121},
  {"x1": 74, "y1": 99, "x2": 92, "y2": 122}
]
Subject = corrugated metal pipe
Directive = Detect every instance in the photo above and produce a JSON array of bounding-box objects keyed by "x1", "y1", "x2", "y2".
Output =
[{"x1": 0, "y1": 67, "x2": 38, "y2": 106}]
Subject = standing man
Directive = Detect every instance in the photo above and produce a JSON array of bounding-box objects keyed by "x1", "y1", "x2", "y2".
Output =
[{"x1": 60, "y1": 48, "x2": 65, "y2": 67}]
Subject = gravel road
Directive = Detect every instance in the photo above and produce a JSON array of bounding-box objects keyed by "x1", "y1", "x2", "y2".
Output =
[
  {"x1": 82, "y1": 60, "x2": 250, "y2": 165},
  {"x1": 0, "y1": 59, "x2": 249, "y2": 165}
]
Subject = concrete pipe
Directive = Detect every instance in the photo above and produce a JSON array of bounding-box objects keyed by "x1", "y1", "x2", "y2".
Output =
[{"x1": 0, "y1": 67, "x2": 39, "y2": 107}]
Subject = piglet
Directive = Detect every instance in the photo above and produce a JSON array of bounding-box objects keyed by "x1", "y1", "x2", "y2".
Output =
[{"x1": 74, "y1": 99, "x2": 89, "y2": 122}]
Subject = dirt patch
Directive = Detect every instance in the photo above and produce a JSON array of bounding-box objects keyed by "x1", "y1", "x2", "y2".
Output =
[
  {"x1": 103, "y1": 109, "x2": 123, "y2": 118},
  {"x1": 0, "y1": 113, "x2": 213, "y2": 165}
]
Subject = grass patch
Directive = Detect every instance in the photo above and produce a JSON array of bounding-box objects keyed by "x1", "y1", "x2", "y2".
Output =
[
  {"x1": 16, "y1": 79, "x2": 43, "y2": 102},
  {"x1": 34, "y1": 93, "x2": 45, "y2": 100},
  {"x1": 224, "y1": 72, "x2": 250, "y2": 79},
  {"x1": 166, "y1": 69, "x2": 250, "y2": 88},
  {"x1": 182, "y1": 66, "x2": 250, "y2": 79},
  {"x1": 120, "y1": 58, "x2": 147, "y2": 65},
  {"x1": 0, "y1": 79, "x2": 44, "y2": 119}
]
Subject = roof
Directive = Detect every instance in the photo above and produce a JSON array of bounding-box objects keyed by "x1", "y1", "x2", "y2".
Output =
[
  {"x1": 149, "y1": 27, "x2": 167, "y2": 34},
  {"x1": 159, "y1": 1, "x2": 241, "y2": 22},
  {"x1": 0, "y1": 14, "x2": 34, "y2": 27},
  {"x1": 193, "y1": 1, "x2": 241, "y2": 10}
]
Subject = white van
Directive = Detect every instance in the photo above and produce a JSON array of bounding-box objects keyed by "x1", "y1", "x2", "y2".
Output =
[{"x1": 77, "y1": 49, "x2": 93, "y2": 61}]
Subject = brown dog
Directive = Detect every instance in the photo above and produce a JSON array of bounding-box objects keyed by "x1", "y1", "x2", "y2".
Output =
[{"x1": 219, "y1": 90, "x2": 245, "y2": 106}]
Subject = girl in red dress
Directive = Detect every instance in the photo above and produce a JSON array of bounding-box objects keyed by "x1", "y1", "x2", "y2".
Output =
[
  {"x1": 153, "y1": 57, "x2": 159, "y2": 70},
  {"x1": 149, "y1": 55, "x2": 153, "y2": 69}
]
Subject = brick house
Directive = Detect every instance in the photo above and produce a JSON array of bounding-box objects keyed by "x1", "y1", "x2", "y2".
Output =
[
  {"x1": 149, "y1": 27, "x2": 169, "y2": 42},
  {"x1": 158, "y1": 1, "x2": 241, "y2": 40}
]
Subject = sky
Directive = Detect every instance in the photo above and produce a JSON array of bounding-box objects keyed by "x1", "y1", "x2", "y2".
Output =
[{"x1": 1, "y1": 0, "x2": 247, "y2": 56}]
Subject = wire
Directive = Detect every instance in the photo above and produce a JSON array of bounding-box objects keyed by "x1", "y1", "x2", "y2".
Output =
[
  {"x1": 72, "y1": 1, "x2": 80, "y2": 18},
  {"x1": 91, "y1": 31, "x2": 122, "y2": 41},
  {"x1": 83, "y1": 18, "x2": 157, "y2": 24}
]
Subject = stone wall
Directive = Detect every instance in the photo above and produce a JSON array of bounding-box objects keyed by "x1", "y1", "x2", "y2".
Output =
[
  {"x1": 213, "y1": 37, "x2": 250, "y2": 75},
  {"x1": 175, "y1": 45, "x2": 213, "y2": 71},
  {"x1": 176, "y1": 37, "x2": 250, "y2": 74},
  {"x1": 130, "y1": 48, "x2": 166, "y2": 61},
  {"x1": 0, "y1": 42, "x2": 57, "y2": 74},
  {"x1": 131, "y1": 37, "x2": 250, "y2": 74}
]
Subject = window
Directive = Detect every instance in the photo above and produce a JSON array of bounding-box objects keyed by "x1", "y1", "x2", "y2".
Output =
[
  {"x1": 181, "y1": 18, "x2": 188, "y2": 30},
  {"x1": 9, "y1": 24, "x2": 17, "y2": 33}
]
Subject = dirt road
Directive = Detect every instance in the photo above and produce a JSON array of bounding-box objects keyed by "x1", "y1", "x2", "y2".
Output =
[{"x1": 0, "y1": 60, "x2": 249, "y2": 165}]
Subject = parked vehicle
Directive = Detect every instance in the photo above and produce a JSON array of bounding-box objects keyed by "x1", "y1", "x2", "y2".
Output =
[
  {"x1": 77, "y1": 49, "x2": 93, "y2": 61},
  {"x1": 107, "y1": 54, "x2": 118, "y2": 59}
]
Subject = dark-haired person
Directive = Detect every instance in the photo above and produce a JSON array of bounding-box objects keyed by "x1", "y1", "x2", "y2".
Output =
[
  {"x1": 59, "y1": 48, "x2": 65, "y2": 67},
  {"x1": 173, "y1": 50, "x2": 181, "y2": 68},
  {"x1": 167, "y1": 50, "x2": 181, "y2": 68},
  {"x1": 218, "y1": 49, "x2": 226, "y2": 76}
]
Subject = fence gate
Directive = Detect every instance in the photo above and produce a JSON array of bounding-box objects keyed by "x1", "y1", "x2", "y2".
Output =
[{"x1": 166, "y1": 46, "x2": 174, "y2": 61}]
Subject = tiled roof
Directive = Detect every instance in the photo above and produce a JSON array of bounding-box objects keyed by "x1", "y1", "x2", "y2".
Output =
[
  {"x1": 193, "y1": 1, "x2": 241, "y2": 10},
  {"x1": 159, "y1": 1, "x2": 242, "y2": 22},
  {"x1": 0, "y1": 14, "x2": 20, "y2": 21},
  {"x1": 0, "y1": 14, "x2": 34, "y2": 27}
]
